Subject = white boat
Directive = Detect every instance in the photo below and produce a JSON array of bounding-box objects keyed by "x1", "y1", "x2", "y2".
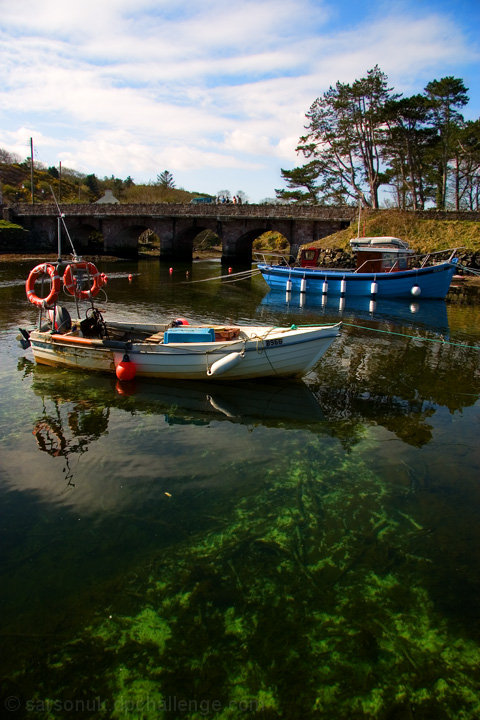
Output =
[{"x1": 20, "y1": 262, "x2": 341, "y2": 382}]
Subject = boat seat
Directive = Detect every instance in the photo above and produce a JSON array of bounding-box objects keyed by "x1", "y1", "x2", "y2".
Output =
[
  {"x1": 213, "y1": 327, "x2": 240, "y2": 341},
  {"x1": 145, "y1": 332, "x2": 165, "y2": 343}
]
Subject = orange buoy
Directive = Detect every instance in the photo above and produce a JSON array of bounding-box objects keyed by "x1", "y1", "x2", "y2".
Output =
[
  {"x1": 63, "y1": 261, "x2": 105, "y2": 300},
  {"x1": 116, "y1": 354, "x2": 137, "y2": 381},
  {"x1": 128, "y1": 274, "x2": 133, "y2": 282},
  {"x1": 25, "y1": 263, "x2": 62, "y2": 308}
]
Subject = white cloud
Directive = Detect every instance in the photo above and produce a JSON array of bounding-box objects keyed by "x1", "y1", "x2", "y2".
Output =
[{"x1": 0, "y1": 0, "x2": 478, "y2": 200}]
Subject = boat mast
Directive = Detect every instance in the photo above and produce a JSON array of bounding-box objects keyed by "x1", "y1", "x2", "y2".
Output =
[{"x1": 49, "y1": 185, "x2": 79, "y2": 261}]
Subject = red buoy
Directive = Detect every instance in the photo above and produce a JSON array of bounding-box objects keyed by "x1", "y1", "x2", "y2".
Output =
[{"x1": 116, "y1": 354, "x2": 137, "y2": 381}]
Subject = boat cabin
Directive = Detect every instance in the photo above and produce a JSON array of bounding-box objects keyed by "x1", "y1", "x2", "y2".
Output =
[
  {"x1": 350, "y1": 237, "x2": 414, "y2": 273},
  {"x1": 299, "y1": 237, "x2": 414, "y2": 273},
  {"x1": 299, "y1": 247, "x2": 322, "y2": 268}
]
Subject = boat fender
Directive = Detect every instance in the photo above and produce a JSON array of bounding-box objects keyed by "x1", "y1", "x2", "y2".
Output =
[
  {"x1": 116, "y1": 353, "x2": 137, "y2": 381},
  {"x1": 300, "y1": 277, "x2": 307, "y2": 294},
  {"x1": 370, "y1": 280, "x2": 378, "y2": 297},
  {"x1": 411, "y1": 284, "x2": 421, "y2": 296},
  {"x1": 207, "y1": 351, "x2": 243, "y2": 377},
  {"x1": 286, "y1": 277, "x2": 292, "y2": 293},
  {"x1": 340, "y1": 278, "x2": 347, "y2": 297},
  {"x1": 322, "y1": 279, "x2": 328, "y2": 295},
  {"x1": 26, "y1": 263, "x2": 62, "y2": 308},
  {"x1": 207, "y1": 395, "x2": 236, "y2": 417}
]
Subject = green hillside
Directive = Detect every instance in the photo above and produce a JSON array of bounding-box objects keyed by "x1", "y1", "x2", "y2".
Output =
[{"x1": 0, "y1": 161, "x2": 202, "y2": 205}]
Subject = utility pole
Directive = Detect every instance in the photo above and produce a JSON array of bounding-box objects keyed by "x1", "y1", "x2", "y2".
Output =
[
  {"x1": 59, "y1": 161, "x2": 62, "y2": 202},
  {"x1": 30, "y1": 138, "x2": 35, "y2": 205},
  {"x1": 30, "y1": 137, "x2": 34, "y2": 205}
]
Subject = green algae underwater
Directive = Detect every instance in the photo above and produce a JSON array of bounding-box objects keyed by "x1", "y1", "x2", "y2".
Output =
[{"x1": 1, "y1": 258, "x2": 480, "y2": 720}]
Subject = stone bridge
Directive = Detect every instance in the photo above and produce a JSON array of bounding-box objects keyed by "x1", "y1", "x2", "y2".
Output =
[{"x1": 4, "y1": 202, "x2": 356, "y2": 261}]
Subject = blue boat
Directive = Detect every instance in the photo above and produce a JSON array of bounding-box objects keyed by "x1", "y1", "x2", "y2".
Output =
[{"x1": 256, "y1": 237, "x2": 459, "y2": 300}]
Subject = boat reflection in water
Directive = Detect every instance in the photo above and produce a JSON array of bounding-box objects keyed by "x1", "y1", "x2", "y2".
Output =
[
  {"x1": 260, "y1": 289, "x2": 450, "y2": 334},
  {"x1": 30, "y1": 364, "x2": 325, "y2": 429},
  {"x1": 17, "y1": 362, "x2": 328, "y2": 506}
]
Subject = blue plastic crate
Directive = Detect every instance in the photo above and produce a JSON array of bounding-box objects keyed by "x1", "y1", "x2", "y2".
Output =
[{"x1": 164, "y1": 327, "x2": 215, "y2": 344}]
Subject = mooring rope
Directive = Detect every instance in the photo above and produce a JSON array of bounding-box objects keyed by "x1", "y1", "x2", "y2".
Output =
[
  {"x1": 455, "y1": 263, "x2": 480, "y2": 277},
  {"x1": 285, "y1": 322, "x2": 479, "y2": 350},
  {"x1": 338, "y1": 321, "x2": 480, "y2": 351},
  {"x1": 182, "y1": 268, "x2": 261, "y2": 284}
]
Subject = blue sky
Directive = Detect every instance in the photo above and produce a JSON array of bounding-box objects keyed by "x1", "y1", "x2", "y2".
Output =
[{"x1": 1, "y1": 0, "x2": 479, "y2": 203}]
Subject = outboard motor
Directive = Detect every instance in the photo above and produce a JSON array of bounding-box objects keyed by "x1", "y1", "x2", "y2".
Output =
[{"x1": 48, "y1": 305, "x2": 72, "y2": 333}]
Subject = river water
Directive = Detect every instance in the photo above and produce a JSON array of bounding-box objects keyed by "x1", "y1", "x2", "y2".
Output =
[{"x1": 1, "y1": 257, "x2": 480, "y2": 720}]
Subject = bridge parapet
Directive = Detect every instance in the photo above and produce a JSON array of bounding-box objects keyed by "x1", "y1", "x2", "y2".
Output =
[
  {"x1": 9, "y1": 202, "x2": 357, "y2": 221},
  {"x1": 7, "y1": 203, "x2": 480, "y2": 222}
]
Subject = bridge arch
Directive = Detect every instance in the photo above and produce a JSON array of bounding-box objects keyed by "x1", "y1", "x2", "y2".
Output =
[
  {"x1": 104, "y1": 222, "x2": 151, "y2": 256},
  {"x1": 172, "y1": 219, "x2": 220, "y2": 259},
  {"x1": 62, "y1": 219, "x2": 103, "y2": 253},
  {"x1": 231, "y1": 227, "x2": 290, "y2": 262}
]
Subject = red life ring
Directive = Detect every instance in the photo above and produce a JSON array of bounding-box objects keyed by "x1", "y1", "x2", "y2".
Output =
[
  {"x1": 25, "y1": 263, "x2": 62, "y2": 308},
  {"x1": 63, "y1": 262, "x2": 104, "y2": 300}
]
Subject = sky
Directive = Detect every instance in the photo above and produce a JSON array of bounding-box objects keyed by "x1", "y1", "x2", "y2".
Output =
[{"x1": 0, "y1": 0, "x2": 479, "y2": 204}]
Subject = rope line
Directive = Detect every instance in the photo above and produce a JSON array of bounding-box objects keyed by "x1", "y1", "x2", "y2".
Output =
[
  {"x1": 313, "y1": 321, "x2": 480, "y2": 350},
  {"x1": 181, "y1": 268, "x2": 261, "y2": 284}
]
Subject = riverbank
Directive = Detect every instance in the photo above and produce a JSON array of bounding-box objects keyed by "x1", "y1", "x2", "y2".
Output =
[{"x1": 3, "y1": 250, "x2": 480, "y2": 290}]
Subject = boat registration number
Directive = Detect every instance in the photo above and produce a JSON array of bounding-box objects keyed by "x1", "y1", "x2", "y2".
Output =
[{"x1": 265, "y1": 338, "x2": 283, "y2": 347}]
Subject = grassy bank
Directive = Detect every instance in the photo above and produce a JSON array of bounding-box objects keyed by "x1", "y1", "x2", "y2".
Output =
[{"x1": 314, "y1": 210, "x2": 480, "y2": 254}]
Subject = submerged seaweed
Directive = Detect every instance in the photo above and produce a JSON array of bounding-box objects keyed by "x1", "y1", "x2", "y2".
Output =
[
  {"x1": 6, "y1": 439, "x2": 480, "y2": 720},
  {"x1": 2, "y1": 260, "x2": 480, "y2": 719}
]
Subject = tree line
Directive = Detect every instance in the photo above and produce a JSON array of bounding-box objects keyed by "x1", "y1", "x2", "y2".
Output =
[{"x1": 276, "y1": 66, "x2": 480, "y2": 211}]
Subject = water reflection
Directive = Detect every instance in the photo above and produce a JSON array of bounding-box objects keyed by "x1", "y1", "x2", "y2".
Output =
[
  {"x1": 261, "y1": 290, "x2": 450, "y2": 334},
  {"x1": 310, "y1": 323, "x2": 480, "y2": 447},
  {"x1": 2, "y1": 260, "x2": 480, "y2": 718},
  {"x1": 32, "y1": 392, "x2": 110, "y2": 487}
]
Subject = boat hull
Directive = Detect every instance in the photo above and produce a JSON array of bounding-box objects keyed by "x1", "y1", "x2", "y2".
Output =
[
  {"x1": 257, "y1": 262, "x2": 457, "y2": 299},
  {"x1": 28, "y1": 323, "x2": 341, "y2": 381}
]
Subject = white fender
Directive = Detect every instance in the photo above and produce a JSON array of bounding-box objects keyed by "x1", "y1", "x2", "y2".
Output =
[{"x1": 207, "y1": 351, "x2": 243, "y2": 377}]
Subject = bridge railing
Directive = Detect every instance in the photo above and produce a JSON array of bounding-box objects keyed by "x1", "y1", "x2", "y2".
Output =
[{"x1": 8, "y1": 202, "x2": 357, "y2": 221}]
